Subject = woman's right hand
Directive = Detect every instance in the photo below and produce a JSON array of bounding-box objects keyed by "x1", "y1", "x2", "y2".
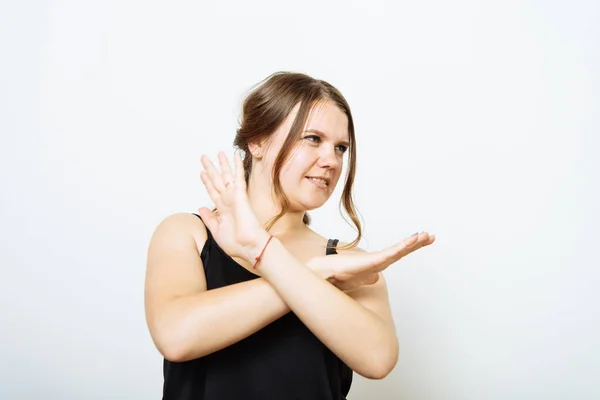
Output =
[
  {"x1": 197, "y1": 151, "x2": 268, "y2": 262},
  {"x1": 307, "y1": 232, "x2": 436, "y2": 291}
]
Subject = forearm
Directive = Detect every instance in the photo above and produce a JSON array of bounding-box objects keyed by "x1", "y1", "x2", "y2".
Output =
[
  {"x1": 154, "y1": 277, "x2": 291, "y2": 362},
  {"x1": 253, "y1": 236, "x2": 398, "y2": 379}
]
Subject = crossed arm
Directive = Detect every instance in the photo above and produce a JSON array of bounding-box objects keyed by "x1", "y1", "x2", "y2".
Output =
[{"x1": 144, "y1": 213, "x2": 398, "y2": 379}]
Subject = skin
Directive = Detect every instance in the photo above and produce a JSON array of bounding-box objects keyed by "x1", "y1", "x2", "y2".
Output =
[
  {"x1": 144, "y1": 100, "x2": 435, "y2": 381},
  {"x1": 247, "y1": 100, "x2": 349, "y2": 226},
  {"x1": 223, "y1": 100, "x2": 354, "y2": 270}
]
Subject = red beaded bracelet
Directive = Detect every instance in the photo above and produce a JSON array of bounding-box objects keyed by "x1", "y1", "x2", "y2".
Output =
[{"x1": 252, "y1": 235, "x2": 274, "y2": 270}]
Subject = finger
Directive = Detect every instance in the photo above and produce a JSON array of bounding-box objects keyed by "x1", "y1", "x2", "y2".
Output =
[
  {"x1": 420, "y1": 234, "x2": 436, "y2": 247},
  {"x1": 417, "y1": 232, "x2": 433, "y2": 247},
  {"x1": 381, "y1": 232, "x2": 430, "y2": 263},
  {"x1": 406, "y1": 232, "x2": 429, "y2": 250},
  {"x1": 200, "y1": 170, "x2": 221, "y2": 206},
  {"x1": 388, "y1": 232, "x2": 420, "y2": 255},
  {"x1": 201, "y1": 154, "x2": 227, "y2": 193},
  {"x1": 218, "y1": 151, "x2": 234, "y2": 188},
  {"x1": 401, "y1": 232, "x2": 433, "y2": 256},
  {"x1": 404, "y1": 233, "x2": 419, "y2": 246},
  {"x1": 234, "y1": 150, "x2": 246, "y2": 189}
]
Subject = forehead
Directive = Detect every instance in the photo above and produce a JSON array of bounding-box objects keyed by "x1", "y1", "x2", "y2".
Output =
[{"x1": 303, "y1": 101, "x2": 349, "y2": 141}]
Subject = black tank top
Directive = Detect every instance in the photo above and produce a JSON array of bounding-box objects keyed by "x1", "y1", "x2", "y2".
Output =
[{"x1": 161, "y1": 214, "x2": 353, "y2": 400}]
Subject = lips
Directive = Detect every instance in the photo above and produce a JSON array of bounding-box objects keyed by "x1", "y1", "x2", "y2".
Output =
[
  {"x1": 305, "y1": 177, "x2": 329, "y2": 190},
  {"x1": 305, "y1": 176, "x2": 330, "y2": 186}
]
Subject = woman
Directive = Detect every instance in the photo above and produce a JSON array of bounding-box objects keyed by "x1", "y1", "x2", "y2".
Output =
[{"x1": 145, "y1": 72, "x2": 435, "y2": 399}]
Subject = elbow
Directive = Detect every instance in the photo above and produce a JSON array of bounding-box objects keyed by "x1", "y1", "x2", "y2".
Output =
[
  {"x1": 154, "y1": 334, "x2": 186, "y2": 362},
  {"x1": 151, "y1": 327, "x2": 194, "y2": 363},
  {"x1": 160, "y1": 342, "x2": 190, "y2": 363},
  {"x1": 360, "y1": 340, "x2": 399, "y2": 380},
  {"x1": 364, "y1": 361, "x2": 396, "y2": 380},
  {"x1": 362, "y1": 359, "x2": 397, "y2": 380},
  {"x1": 147, "y1": 303, "x2": 206, "y2": 362},
  {"x1": 155, "y1": 329, "x2": 212, "y2": 363}
]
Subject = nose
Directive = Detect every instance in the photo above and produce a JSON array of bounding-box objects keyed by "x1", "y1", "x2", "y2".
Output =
[{"x1": 316, "y1": 145, "x2": 341, "y2": 170}]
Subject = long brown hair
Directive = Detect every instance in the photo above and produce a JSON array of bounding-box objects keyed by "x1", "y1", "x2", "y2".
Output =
[{"x1": 233, "y1": 71, "x2": 362, "y2": 250}]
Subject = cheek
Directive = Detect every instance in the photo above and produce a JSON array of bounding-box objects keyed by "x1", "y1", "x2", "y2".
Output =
[
  {"x1": 279, "y1": 164, "x2": 305, "y2": 187},
  {"x1": 281, "y1": 150, "x2": 312, "y2": 176}
]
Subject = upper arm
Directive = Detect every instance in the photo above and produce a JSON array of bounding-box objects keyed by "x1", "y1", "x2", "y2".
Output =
[
  {"x1": 144, "y1": 213, "x2": 208, "y2": 345},
  {"x1": 345, "y1": 273, "x2": 396, "y2": 331},
  {"x1": 336, "y1": 243, "x2": 397, "y2": 333}
]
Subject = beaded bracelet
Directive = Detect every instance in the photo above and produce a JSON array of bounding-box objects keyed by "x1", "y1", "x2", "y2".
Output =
[{"x1": 252, "y1": 235, "x2": 274, "y2": 270}]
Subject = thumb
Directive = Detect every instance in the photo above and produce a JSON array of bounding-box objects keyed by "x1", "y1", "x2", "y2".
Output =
[{"x1": 197, "y1": 207, "x2": 219, "y2": 234}]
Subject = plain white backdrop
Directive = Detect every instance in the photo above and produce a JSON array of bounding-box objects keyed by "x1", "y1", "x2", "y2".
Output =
[{"x1": 1, "y1": 0, "x2": 598, "y2": 398}]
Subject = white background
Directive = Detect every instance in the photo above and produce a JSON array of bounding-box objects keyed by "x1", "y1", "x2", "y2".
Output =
[{"x1": 1, "y1": 0, "x2": 598, "y2": 399}]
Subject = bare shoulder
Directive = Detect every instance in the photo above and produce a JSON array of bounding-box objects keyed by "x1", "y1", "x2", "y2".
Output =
[
  {"x1": 149, "y1": 212, "x2": 208, "y2": 251},
  {"x1": 336, "y1": 240, "x2": 367, "y2": 254},
  {"x1": 145, "y1": 212, "x2": 210, "y2": 318}
]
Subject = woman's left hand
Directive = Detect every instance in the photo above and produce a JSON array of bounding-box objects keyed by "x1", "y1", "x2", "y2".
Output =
[
  {"x1": 197, "y1": 151, "x2": 267, "y2": 261},
  {"x1": 307, "y1": 231, "x2": 435, "y2": 290},
  {"x1": 307, "y1": 253, "x2": 381, "y2": 291}
]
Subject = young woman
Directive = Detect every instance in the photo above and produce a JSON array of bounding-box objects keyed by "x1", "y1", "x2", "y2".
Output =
[{"x1": 145, "y1": 72, "x2": 435, "y2": 399}]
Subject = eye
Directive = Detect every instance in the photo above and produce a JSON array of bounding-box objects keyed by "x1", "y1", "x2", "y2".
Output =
[
  {"x1": 304, "y1": 135, "x2": 348, "y2": 154},
  {"x1": 336, "y1": 145, "x2": 348, "y2": 154},
  {"x1": 305, "y1": 135, "x2": 321, "y2": 143}
]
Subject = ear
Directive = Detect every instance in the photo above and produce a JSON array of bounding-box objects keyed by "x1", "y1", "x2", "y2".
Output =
[{"x1": 248, "y1": 141, "x2": 263, "y2": 159}]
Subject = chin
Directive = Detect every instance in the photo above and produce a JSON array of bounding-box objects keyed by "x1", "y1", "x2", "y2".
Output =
[
  {"x1": 284, "y1": 183, "x2": 334, "y2": 211},
  {"x1": 295, "y1": 197, "x2": 329, "y2": 211}
]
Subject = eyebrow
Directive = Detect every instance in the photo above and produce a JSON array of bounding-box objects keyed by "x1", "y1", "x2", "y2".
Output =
[{"x1": 303, "y1": 129, "x2": 350, "y2": 147}]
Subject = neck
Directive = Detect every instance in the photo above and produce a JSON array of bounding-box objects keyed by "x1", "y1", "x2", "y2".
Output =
[{"x1": 246, "y1": 173, "x2": 307, "y2": 237}]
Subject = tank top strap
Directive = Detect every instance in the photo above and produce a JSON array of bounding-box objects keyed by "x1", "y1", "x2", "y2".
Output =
[
  {"x1": 195, "y1": 212, "x2": 339, "y2": 257},
  {"x1": 192, "y1": 212, "x2": 213, "y2": 255},
  {"x1": 326, "y1": 238, "x2": 339, "y2": 255},
  {"x1": 192, "y1": 212, "x2": 208, "y2": 235}
]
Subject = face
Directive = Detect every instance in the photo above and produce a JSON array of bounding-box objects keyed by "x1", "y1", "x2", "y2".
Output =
[{"x1": 258, "y1": 101, "x2": 350, "y2": 211}]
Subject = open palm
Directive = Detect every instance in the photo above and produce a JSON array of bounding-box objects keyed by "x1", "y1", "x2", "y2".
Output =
[{"x1": 308, "y1": 232, "x2": 436, "y2": 291}]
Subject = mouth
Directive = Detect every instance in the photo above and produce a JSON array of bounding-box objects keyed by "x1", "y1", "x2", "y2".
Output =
[{"x1": 305, "y1": 176, "x2": 329, "y2": 189}]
